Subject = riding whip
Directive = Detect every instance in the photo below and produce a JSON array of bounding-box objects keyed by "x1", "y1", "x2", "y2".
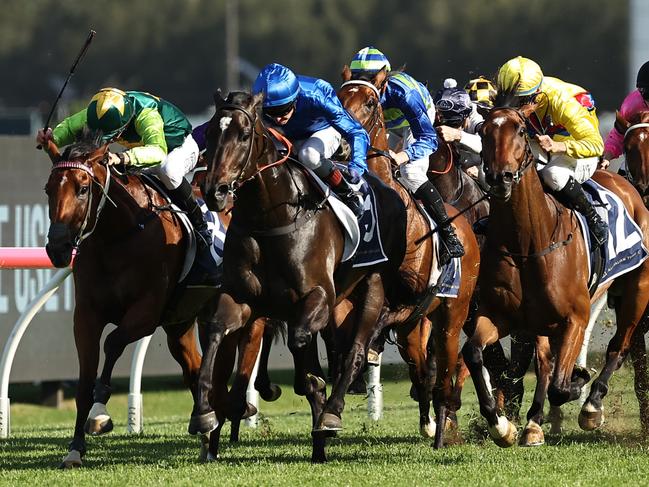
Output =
[{"x1": 37, "y1": 29, "x2": 96, "y2": 149}]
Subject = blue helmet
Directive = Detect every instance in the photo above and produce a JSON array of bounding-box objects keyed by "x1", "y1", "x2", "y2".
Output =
[{"x1": 252, "y1": 63, "x2": 300, "y2": 108}]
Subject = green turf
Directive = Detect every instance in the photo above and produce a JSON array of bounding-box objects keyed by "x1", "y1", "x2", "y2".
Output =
[{"x1": 2, "y1": 363, "x2": 649, "y2": 486}]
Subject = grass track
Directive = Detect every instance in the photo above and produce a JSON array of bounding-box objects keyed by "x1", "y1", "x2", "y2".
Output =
[{"x1": 2, "y1": 363, "x2": 649, "y2": 486}]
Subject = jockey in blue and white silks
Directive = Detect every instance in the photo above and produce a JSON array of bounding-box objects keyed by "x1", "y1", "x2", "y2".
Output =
[
  {"x1": 252, "y1": 63, "x2": 369, "y2": 217},
  {"x1": 349, "y1": 46, "x2": 464, "y2": 259}
]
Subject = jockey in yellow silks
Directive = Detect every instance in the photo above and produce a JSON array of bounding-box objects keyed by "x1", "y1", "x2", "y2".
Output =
[{"x1": 496, "y1": 56, "x2": 608, "y2": 246}]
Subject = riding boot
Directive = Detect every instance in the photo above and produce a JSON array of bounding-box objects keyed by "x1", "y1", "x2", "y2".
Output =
[
  {"x1": 414, "y1": 181, "x2": 465, "y2": 259},
  {"x1": 326, "y1": 168, "x2": 364, "y2": 218},
  {"x1": 557, "y1": 176, "x2": 608, "y2": 247},
  {"x1": 168, "y1": 179, "x2": 212, "y2": 250}
]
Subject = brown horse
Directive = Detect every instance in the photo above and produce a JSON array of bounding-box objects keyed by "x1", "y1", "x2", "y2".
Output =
[
  {"x1": 464, "y1": 104, "x2": 649, "y2": 447},
  {"x1": 43, "y1": 134, "x2": 280, "y2": 467},
  {"x1": 196, "y1": 91, "x2": 407, "y2": 462},
  {"x1": 616, "y1": 109, "x2": 649, "y2": 433},
  {"x1": 338, "y1": 66, "x2": 480, "y2": 447}
]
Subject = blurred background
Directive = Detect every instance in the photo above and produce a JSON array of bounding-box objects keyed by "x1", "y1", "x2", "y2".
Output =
[{"x1": 0, "y1": 0, "x2": 646, "y2": 132}]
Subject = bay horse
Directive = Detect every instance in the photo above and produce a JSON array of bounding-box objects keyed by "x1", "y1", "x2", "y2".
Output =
[
  {"x1": 196, "y1": 91, "x2": 407, "y2": 462},
  {"x1": 338, "y1": 67, "x2": 480, "y2": 446},
  {"x1": 43, "y1": 134, "x2": 278, "y2": 467},
  {"x1": 464, "y1": 103, "x2": 649, "y2": 447},
  {"x1": 616, "y1": 109, "x2": 649, "y2": 433}
]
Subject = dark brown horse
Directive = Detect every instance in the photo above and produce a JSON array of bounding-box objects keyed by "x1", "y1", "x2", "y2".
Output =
[
  {"x1": 43, "y1": 134, "x2": 280, "y2": 467},
  {"x1": 338, "y1": 67, "x2": 481, "y2": 446},
  {"x1": 196, "y1": 91, "x2": 407, "y2": 462},
  {"x1": 464, "y1": 104, "x2": 649, "y2": 447}
]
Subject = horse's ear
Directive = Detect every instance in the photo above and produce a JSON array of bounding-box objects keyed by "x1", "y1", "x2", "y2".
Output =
[
  {"x1": 46, "y1": 140, "x2": 62, "y2": 164},
  {"x1": 251, "y1": 91, "x2": 265, "y2": 110},
  {"x1": 615, "y1": 110, "x2": 630, "y2": 133},
  {"x1": 373, "y1": 67, "x2": 388, "y2": 90},
  {"x1": 87, "y1": 144, "x2": 109, "y2": 165},
  {"x1": 520, "y1": 102, "x2": 538, "y2": 119},
  {"x1": 341, "y1": 65, "x2": 352, "y2": 82},
  {"x1": 213, "y1": 89, "x2": 226, "y2": 107}
]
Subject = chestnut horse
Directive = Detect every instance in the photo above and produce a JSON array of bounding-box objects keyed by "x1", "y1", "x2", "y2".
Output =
[
  {"x1": 464, "y1": 104, "x2": 649, "y2": 447},
  {"x1": 43, "y1": 135, "x2": 278, "y2": 467},
  {"x1": 338, "y1": 67, "x2": 480, "y2": 446},
  {"x1": 196, "y1": 91, "x2": 407, "y2": 462}
]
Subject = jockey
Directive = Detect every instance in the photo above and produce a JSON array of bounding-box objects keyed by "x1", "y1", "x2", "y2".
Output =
[
  {"x1": 433, "y1": 78, "x2": 484, "y2": 181},
  {"x1": 465, "y1": 76, "x2": 498, "y2": 115},
  {"x1": 601, "y1": 61, "x2": 649, "y2": 172},
  {"x1": 496, "y1": 56, "x2": 608, "y2": 246},
  {"x1": 252, "y1": 63, "x2": 367, "y2": 217},
  {"x1": 36, "y1": 88, "x2": 212, "y2": 248},
  {"x1": 348, "y1": 46, "x2": 464, "y2": 258}
]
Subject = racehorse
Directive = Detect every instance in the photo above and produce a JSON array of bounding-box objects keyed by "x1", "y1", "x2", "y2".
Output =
[
  {"x1": 464, "y1": 102, "x2": 649, "y2": 447},
  {"x1": 615, "y1": 109, "x2": 649, "y2": 433},
  {"x1": 338, "y1": 66, "x2": 481, "y2": 445},
  {"x1": 196, "y1": 90, "x2": 407, "y2": 462},
  {"x1": 43, "y1": 134, "x2": 279, "y2": 466}
]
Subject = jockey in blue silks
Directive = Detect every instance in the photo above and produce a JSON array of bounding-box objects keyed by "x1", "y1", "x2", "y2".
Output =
[
  {"x1": 348, "y1": 47, "x2": 464, "y2": 258},
  {"x1": 250, "y1": 63, "x2": 369, "y2": 217}
]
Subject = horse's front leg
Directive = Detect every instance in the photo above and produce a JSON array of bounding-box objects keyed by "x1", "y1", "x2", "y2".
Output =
[
  {"x1": 462, "y1": 314, "x2": 517, "y2": 448},
  {"x1": 254, "y1": 319, "x2": 284, "y2": 402},
  {"x1": 87, "y1": 295, "x2": 160, "y2": 437},
  {"x1": 189, "y1": 293, "x2": 250, "y2": 437},
  {"x1": 520, "y1": 336, "x2": 553, "y2": 447},
  {"x1": 60, "y1": 305, "x2": 104, "y2": 469}
]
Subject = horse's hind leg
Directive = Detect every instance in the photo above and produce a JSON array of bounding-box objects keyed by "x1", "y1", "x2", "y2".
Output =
[
  {"x1": 254, "y1": 319, "x2": 284, "y2": 402},
  {"x1": 164, "y1": 320, "x2": 202, "y2": 405},
  {"x1": 61, "y1": 307, "x2": 104, "y2": 468},
  {"x1": 228, "y1": 318, "x2": 266, "y2": 442},
  {"x1": 502, "y1": 336, "x2": 535, "y2": 423},
  {"x1": 579, "y1": 280, "x2": 649, "y2": 431},
  {"x1": 630, "y1": 322, "x2": 649, "y2": 436},
  {"x1": 462, "y1": 314, "x2": 517, "y2": 448},
  {"x1": 520, "y1": 337, "x2": 553, "y2": 447}
]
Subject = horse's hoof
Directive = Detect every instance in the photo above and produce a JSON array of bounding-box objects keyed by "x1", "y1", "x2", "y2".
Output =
[
  {"x1": 306, "y1": 373, "x2": 326, "y2": 392},
  {"x1": 258, "y1": 384, "x2": 282, "y2": 402},
  {"x1": 578, "y1": 403, "x2": 604, "y2": 431},
  {"x1": 188, "y1": 411, "x2": 219, "y2": 436},
  {"x1": 240, "y1": 402, "x2": 258, "y2": 420},
  {"x1": 59, "y1": 450, "x2": 82, "y2": 469},
  {"x1": 314, "y1": 412, "x2": 342, "y2": 432},
  {"x1": 84, "y1": 402, "x2": 113, "y2": 435},
  {"x1": 420, "y1": 417, "x2": 436, "y2": 438},
  {"x1": 84, "y1": 417, "x2": 113, "y2": 436},
  {"x1": 519, "y1": 421, "x2": 545, "y2": 447},
  {"x1": 489, "y1": 416, "x2": 518, "y2": 448}
]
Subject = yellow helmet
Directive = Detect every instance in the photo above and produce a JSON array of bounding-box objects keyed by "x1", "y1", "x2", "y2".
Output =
[
  {"x1": 496, "y1": 56, "x2": 544, "y2": 96},
  {"x1": 464, "y1": 76, "x2": 497, "y2": 108}
]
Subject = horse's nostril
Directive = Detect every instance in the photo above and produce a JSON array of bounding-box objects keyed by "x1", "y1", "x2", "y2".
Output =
[{"x1": 216, "y1": 184, "x2": 229, "y2": 195}]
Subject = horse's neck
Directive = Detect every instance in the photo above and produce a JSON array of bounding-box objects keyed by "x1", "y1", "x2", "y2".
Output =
[
  {"x1": 428, "y1": 145, "x2": 459, "y2": 200},
  {"x1": 366, "y1": 124, "x2": 395, "y2": 185},
  {"x1": 491, "y1": 170, "x2": 557, "y2": 252}
]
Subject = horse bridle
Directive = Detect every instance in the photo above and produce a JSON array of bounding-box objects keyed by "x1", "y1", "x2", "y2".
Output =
[
  {"x1": 51, "y1": 157, "x2": 116, "y2": 248},
  {"x1": 483, "y1": 108, "x2": 536, "y2": 186}
]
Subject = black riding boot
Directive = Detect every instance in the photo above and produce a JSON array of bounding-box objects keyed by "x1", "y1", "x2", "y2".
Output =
[
  {"x1": 168, "y1": 179, "x2": 212, "y2": 249},
  {"x1": 557, "y1": 176, "x2": 608, "y2": 247},
  {"x1": 414, "y1": 181, "x2": 465, "y2": 259},
  {"x1": 326, "y1": 168, "x2": 364, "y2": 218}
]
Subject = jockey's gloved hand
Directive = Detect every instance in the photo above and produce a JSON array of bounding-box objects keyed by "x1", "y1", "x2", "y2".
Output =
[
  {"x1": 107, "y1": 152, "x2": 130, "y2": 166},
  {"x1": 36, "y1": 128, "x2": 53, "y2": 147},
  {"x1": 345, "y1": 167, "x2": 362, "y2": 184}
]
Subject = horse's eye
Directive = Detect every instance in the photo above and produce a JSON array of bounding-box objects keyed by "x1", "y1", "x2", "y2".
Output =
[
  {"x1": 240, "y1": 131, "x2": 251, "y2": 141},
  {"x1": 519, "y1": 127, "x2": 526, "y2": 137},
  {"x1": 365, "y1": 99, "x2": 376, "y2": 109},
  {"x1": 78, "y1": 185, "x2": 89, "y2": 197}
]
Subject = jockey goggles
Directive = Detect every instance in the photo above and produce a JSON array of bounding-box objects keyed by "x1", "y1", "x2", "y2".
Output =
[{"x1": 263, "y1": 100, "x2": 296, "y2": 118}]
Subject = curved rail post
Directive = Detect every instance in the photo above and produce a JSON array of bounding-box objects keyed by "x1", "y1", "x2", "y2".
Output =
[
  {"x1": 578, "y1": 292, "x2": 608, "y2": 404},
  {"x1": 127, "y1": 335, "x2": 153, "y2": 434},
  {"x1": 367, "y1": 353, "x2": 383, "y2": 421},
  {"x1": 0, "y1": 267, "x2": 72, "y2": 438}
]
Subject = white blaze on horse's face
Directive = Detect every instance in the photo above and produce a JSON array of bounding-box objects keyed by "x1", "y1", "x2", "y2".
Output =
[
  {"x1": 219, "y1": 116, "x2": 232, "y2": 131},
  {"x1": 59, "y1": 175, "x2": 68, "y2": 187},
  {"x1": 492, "y1": 116, "x2": 507, "y2": 127}
]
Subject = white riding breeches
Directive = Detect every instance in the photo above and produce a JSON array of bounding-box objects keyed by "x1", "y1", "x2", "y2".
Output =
[
  {"x1": 145, "y1": 134, "x2": 200, "y2": 190},
  {"x1": 389, "y1": 106, "x2": 436, "y2": 193},
  {"x1": 531, "y1": 140, "x2": 599, "y2": 191},
  {"x1": 293, "y1": 126, "x2": 343, "y2": 171}
]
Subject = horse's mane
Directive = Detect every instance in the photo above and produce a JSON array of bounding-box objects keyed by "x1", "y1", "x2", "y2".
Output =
[
  {"x1": 61, "y1": 128, "x2": 105, "y2": 160},
  {"x1": 628, "y1": 110, "x2": 649, "y2": 124}
]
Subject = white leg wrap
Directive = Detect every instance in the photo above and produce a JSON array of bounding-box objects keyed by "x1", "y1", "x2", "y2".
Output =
[
  {"x1": 582, "y1": 401, "x2": 601, "y2": 413},
  {"x1": 420, "y1": 416, "x2": 437, "y2": 438},
  {"x1": 88, "y1": 402, "x2": 110, "y2": 422},
  {"x1": 488, "y1": 416, "x2": 510, "y2": 438}
]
